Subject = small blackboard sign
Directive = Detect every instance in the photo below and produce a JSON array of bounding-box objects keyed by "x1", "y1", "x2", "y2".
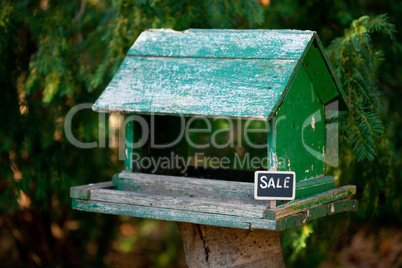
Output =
[{"x1": 254, "y1": 171, "x2": 296, "y2": 200}]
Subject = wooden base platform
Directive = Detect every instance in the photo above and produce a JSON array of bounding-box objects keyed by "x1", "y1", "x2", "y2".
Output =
[{"x1": 71, "y1": 173, "x2": 357, "y2": 231}]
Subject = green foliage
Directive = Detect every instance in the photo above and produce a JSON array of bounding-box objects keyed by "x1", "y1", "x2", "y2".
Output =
[
  {"x1": 324, "y1": 14, "x2": 400, "y2": 221},
  {"x1": 0, "y1": 1, "x2": 21, "y2": 212},
  {"x1": 326, "y1": 14, "x2": 396, "y2": 161},
  {"x1": 0, "y1": 0, "x2": 268, "y2": 266},
  {"x1": 0, "y1": 0, "x2": 401, "y2": 267},
  {"x1": 281, "y1": 224, "x2": 314, "y2": 263}
]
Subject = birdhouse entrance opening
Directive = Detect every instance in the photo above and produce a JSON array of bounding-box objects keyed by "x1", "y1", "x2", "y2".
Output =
[{"x1": 124, "y1": 114, "x2": 269, "y2": 183}]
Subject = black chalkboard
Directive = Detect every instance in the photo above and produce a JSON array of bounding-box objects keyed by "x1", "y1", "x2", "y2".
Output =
[{"x1": 254, "y1": 171, "x2": 296, "y2": 200}]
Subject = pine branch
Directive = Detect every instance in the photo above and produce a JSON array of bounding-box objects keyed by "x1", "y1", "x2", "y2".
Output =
[{"x1": 326, "y1": 14, "x2": 395, "y2": 161}]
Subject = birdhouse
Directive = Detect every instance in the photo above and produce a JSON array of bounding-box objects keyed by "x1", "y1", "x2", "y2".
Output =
[{"x1": 71, "y1": 29, "x2": 357, "y2": 249}]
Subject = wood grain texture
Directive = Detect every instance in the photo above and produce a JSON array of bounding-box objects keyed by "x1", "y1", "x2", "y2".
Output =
[
  {"x1": 90, "y1": 188, "x2": 267, "y2": 218},
  {"x1": 70, "y1": 177, "x2": 355, "y2": 229},
  {"x1": 114, "y1": 171, "x2": 264, "y2": 206},
  {"x1": 265, "y1": 185, "x2": 356, "y2": 220},
  {"x1": 113, "y1": 172, "x2": 336, "y2": 204},
  {"x1": 72, "y1": 195, "x2": 357, "y2": 231},
  {"x1": 276, "y1": 199, "x2": 358, "y2": 230},
  {"x1": 128, "y1": 29, "x2": 314, "y2": 59},
  {"x1": 93, "y1": 56, "x2": 297, "y2": 119},
  {"x1": 70, "y1": 181, "x2": 113, "y2": 200},
  {"x1": 72, "y1": 199, "x2": 278, "y2": 230}
]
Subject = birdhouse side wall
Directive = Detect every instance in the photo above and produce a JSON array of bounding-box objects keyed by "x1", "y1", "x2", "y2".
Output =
[{"x1": 275, "y1": 67, "x2": 326, "y2": 181}]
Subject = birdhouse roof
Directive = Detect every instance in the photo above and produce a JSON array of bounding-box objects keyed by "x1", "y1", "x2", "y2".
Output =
[{"x1": 93, "y1": 29, "x2": 344, "y2": 119}]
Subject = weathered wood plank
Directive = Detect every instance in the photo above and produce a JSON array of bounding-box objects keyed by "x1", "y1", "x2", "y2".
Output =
[
  {"x1": 294, "y1": 212, "x2": 307, "y2": 227},
  {"x1": 295, "y1": 176, "x2": 335, "y2": 199},
  {"x1": 72, "y1": 199, "x2": 277, "y2": 230},
  {"x1": 115, "y1": 172, "x2": 335, "y2": 203},
  {"x1": 265, "y1": 185, "x2": 356, "y2": 220},
  {"x1": 276, "y1": 199, "x2": 358, "y2": 231},
  {"x1": 70, "y1": 178, "x2": 354, "y2": 229},
  {"x1": 308, "y1": 204, "x2": 328, "y2": 220},
  {"x1": 286, "y1": 215, "x2": 295, "y2": 229},
  {"x1": 276, "y1": 217, "x2": 287, "y2": 231},
  {"x1": 92, "y1": 56, "x2": 298, "y2": 119},
  {"x1": 90, "y1": 189, "x2": 267, "y2": 218},
  {"x1": 128, "y1": 29, "x2": 315, "y2": 59},
  {"x1": 70, "y1": 181, "x2": 113, "y2": 200},
  {"x1": 328, "y1": 199, "x2": 345, "y2": 215},
  {"x1": 114, "y1": 172, "x2": 263, "y2": 205},
  {"x1": 345, "y1": 199, "x2": 358, "y2": 211},
  {"x1": 72, "y1": 188, "x2": 357, "y2": 230}
]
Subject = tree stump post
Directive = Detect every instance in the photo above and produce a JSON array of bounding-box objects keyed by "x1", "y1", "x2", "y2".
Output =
[{"x1": 177, "y1": 222, "x2": 285, "y2": 268}]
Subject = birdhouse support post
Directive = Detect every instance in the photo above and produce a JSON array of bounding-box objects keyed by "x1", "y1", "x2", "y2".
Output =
[
  {"x1": 124, "y1": 118, "x2": 134, "y2": 172},
  {"x1": 177, "y1": 222, "x2": 285, "y2": 268}
]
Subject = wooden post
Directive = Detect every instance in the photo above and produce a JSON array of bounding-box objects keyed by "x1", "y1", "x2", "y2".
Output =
[{"x1": 177, "y1": 222, "x2": 285, "y2": 268}]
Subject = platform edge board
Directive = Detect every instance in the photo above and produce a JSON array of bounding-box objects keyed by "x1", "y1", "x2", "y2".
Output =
[
  {"x1": 71, "y1": 198, "x2": 357, "y2": 231},
  {"x1": 276, "y1": 199, "x2": 358, "y2": 231},
  {"x1": 70, "y1": 181, "x2": 113, "y2": 200},
  {"x1": 265, "y1": 185, "x2": 356, "y2": 220},
  {"x1": 90, "y1": 188, "x2": 268, "y2": 218},
  {"x1": 72, "y1": 199, "x2": 278, "y2": 230}
]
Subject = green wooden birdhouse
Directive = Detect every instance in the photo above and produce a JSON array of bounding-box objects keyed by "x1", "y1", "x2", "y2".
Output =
[{"x1": 71, "y1": 29, "x2": 357, "y2": 232}]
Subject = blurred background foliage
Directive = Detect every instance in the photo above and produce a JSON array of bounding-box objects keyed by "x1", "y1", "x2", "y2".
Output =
[{"x1": 0, "y1": 0, "x2": 401, "y2": 267}]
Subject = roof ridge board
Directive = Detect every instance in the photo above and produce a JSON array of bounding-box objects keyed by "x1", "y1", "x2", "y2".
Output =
[
  {"x1": 188, "y1": 28, "x2": 315, "y2": 34},
  {"x1": 125, "y1": 54, "x2": 301, "y2": 60},
  {"x1": 147, "y1": 28, "x2": 316, "y2": 34},
  {"x1": 128, "y1": 29, "x2": 315, "y2": 60}
]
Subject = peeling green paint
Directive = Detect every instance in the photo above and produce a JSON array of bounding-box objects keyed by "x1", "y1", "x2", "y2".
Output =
[{"x1": 276, "y1": 67, "x2": 325, "y2": 181}]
